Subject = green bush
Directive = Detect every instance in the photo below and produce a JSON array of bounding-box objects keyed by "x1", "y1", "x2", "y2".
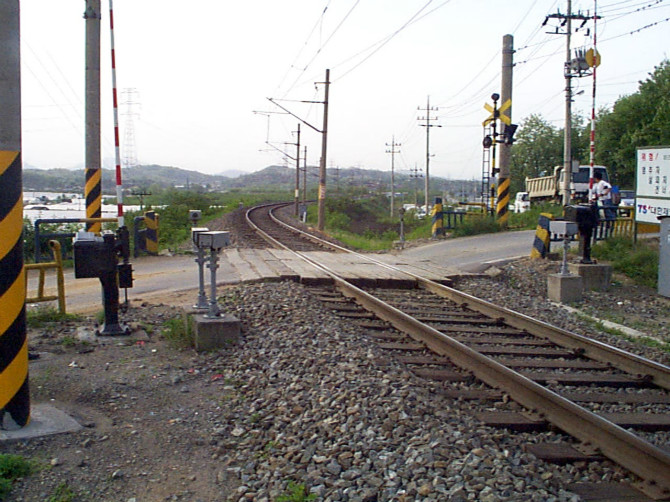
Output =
[{"x1": 592, "y1": 236, "x2": 658, "y2": 287}]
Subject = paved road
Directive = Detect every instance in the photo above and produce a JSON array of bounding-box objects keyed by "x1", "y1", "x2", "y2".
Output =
[
  {"x1": 32, "y1": 230, "x2": 536, "y2": 313},
  {"x1": 391, "y1": 229, "x2": 535, "y2": 273}
]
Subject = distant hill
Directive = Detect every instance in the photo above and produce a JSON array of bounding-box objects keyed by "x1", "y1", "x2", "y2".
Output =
[{"x1": 22, "y1": 163, "x2": 482, "y2": 200}]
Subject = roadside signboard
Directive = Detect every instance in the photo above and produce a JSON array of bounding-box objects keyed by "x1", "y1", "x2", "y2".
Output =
[{"x1": 636, "y1": 146, "x2": 670, "y2": 224}]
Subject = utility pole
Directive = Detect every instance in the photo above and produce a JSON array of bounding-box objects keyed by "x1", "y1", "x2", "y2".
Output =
[
  {"x1": 294, "y1": 123, "x2": 301, "y2": 216},
  {"x1": 385, "y1": 136, "x2": 401, "y2": 217},
  {"x1": 267, "y1": 68, "x2": 330, "y2": 231},
  {"x1": 317, "y1": 69, "x2": 330, "y2": 231},
  {"x1": 497, "y1": 34, "x2": 514, "y2": 227},
  {"x1": 545, "y1": 2, "x2": 596, "y2": 206},
  {"x1": 302, "y1": 145, "x2": 307, "y2": 204},
  {"x1": 410, "y1": 163, "x2": 423, "y2": 208},
  {"x1": 418, "y1": 96, "x2": 440, "y2": 212},
  {"x1": 0, "y1": 0, "x2": 30, "y2": 429},
  {"x1": 84, "y1": 0, "x2": 102, "y2": 233}
]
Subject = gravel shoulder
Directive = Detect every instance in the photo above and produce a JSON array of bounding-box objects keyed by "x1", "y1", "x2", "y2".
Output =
[{"x1": 3, "y1": 249, "x2": 669, "y2": 501}]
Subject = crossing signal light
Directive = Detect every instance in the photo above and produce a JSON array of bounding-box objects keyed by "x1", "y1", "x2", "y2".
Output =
[{"x1": 503, "y1": 124, "x2": 517, "y2": 145}]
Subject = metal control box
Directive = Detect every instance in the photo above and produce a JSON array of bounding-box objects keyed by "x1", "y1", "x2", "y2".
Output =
[
  {"x1": 564, "y1": 204, "x2": 598, "y2": 230},
  {"x1": 196, "y1": 231, "x2": 230, "y2": 250},
  {"x1": 191, "y1": 227, "x2": 210, "y2": 246},
  {"x1": 549, "y1": 220, "x2": 578, "y2": 237},
  {"x1": 73, "y1": 231, "x2": 117, "y2": 278}
]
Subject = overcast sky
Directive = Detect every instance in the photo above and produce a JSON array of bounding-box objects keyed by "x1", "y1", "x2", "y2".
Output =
[{"x1": 18, "y1": 0, "x2": 670, "y2": 181}]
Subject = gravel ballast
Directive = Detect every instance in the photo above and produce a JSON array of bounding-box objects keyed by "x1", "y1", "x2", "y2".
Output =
[{"x1": 4, "y1": 254, "x2": 668, "y2": 501}]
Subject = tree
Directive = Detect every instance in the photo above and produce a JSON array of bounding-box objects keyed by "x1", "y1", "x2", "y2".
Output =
[
  {"x1": 509, "y1": 114, "x2": 563, "y2": 194},
  {"x1": 596, "y1": 60, "x2": 670, "y2": 188}
]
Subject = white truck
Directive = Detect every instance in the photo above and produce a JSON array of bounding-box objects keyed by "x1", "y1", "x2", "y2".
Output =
[
  {"x1": 513, "y1": 192, "x2": 530, "y2": 213},
  {"x1": 525, "y1": 165, "x2": 609, "y2": 203}
]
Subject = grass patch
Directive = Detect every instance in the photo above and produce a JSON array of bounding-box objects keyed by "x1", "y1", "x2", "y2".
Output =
[
  {"x1": 329, "y1": 229, "x2": 394, "y2": 251},
  {"x1": 26, "y1": 306, "x2": 81, "y2": 329},
  {"x1": 591, "y1": 236, "x2": 658, "y2": 288},
  {"x1": 277, "y1": 481, "x2": 316, "y2": 502},
  {"x1": 0, "y1": 454, "x2": 34, "y2": 501},
  {"x1": 450, "y1": 213, "x2": 501, "y2": 237},
  {"x1": 575, "y1": 313, "x2": 670, "y2": 353},
  {"x1": 46, "y1": 482, "x2": 78, "y2": 502},
  {"x1": 161, "y1": 313, "x2": 194, "y2": 349}
]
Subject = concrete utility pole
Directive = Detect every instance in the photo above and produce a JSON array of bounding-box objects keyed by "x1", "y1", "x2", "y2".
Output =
[
  {"x1": 563, "y1": 0, "x2": 573, "y2": 207},
  {"x1": 84, "y1": 0, "x2": 102, "y2": 233},
  {"x1": 317, "y1": 69, "x2": 330, "y2": 232},
  {"x1": 545, "y1": 1, "x2": 595, "y2": 206},
  {"x1": 386, "y1": 136, "x2": 401, "y2": 217},
  {"x1": 302, "y1": 145, "x2": 307, "y2": 204},
  {"x1": 418, "y1": 96, "x2": 440, "y2": 212},
  {"x1": 0, "y1": 0, "x2": 30, "y2": 429},
  {"x1": 497, "y1": 34, "x2": 514, "y2": 227},
  {"x1": 294, "y1": 123, "x2": 301, "y2": 216}
]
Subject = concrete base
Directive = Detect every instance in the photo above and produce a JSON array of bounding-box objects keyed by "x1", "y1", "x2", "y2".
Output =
[
  {"x1": 568, "y1": 263, "x2": 612, "y2": 291},
  {"x1": 193, "y1": 313, "x2": 241, "y2": 352},
  {"x1": 0, "y1": 404, "x2": 82, "y2": 441},
  {"x1": 547, "y1": 273, "x2": 583, "y2": 304}
]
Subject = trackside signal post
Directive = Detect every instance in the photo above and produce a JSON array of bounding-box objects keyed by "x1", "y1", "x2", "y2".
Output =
[
  {"x1": 482, "y1": 94, "x2": 516, "y2": 220},
  {"x1": 0, "y1": 0, "x2": 30, "y2": 429}
]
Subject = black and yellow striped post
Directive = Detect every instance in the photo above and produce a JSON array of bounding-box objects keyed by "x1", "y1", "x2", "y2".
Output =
[
  {"x1": 85, "y1": 167, "x2": 102, "y2": 234},
  {"x1": 530, "y1": 212, "x2": 554, "y2": 259},
  {"x1": 144, "y1": 211, "x2": 159, "y2": 255},
  {"x1": 430, "y1": 197, "x2": 444, "y2": 238},
  {"x1": 0, "y1": 152, "x2": 30, "y2": 429},
  {"x1": 1, "y1": 3, "x2": 30, "y2": 428},
  {"x1": 496, "y1": 176, "x2": 510, "y2": 226},
  {"x1": 84, "y1": 0, "x2": 102, "y2": 234}
]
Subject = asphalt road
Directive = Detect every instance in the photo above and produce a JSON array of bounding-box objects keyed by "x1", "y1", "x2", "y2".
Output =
[{"x1": 31, "y1": 230, "x2": 536, "y2": 313}]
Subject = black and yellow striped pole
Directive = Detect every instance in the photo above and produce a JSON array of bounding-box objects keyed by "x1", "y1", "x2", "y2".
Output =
[
  {"x1": 84, "y1": 0, "x2": 102, "y2": 234},
  {"x1": 1, "y1": 1, "x2": 30, "y2": 428},
  {"x1": 144, "y1": 211, "x2": 159, "y2": 255}
]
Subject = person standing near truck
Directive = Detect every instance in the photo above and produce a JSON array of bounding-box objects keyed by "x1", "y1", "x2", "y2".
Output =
[{"x1": 592, "y1": 171, "x2": 616, "y2": 220}]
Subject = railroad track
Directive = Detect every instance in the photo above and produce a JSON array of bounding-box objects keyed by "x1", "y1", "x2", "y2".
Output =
[{"x1": 244, "y1": 202, "x2": 670, "y2": 500}]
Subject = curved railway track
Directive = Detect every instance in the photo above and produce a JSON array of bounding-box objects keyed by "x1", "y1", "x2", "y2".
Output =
[{"x1": 244, "y1": 202, "x2": 670, "y2": 500}]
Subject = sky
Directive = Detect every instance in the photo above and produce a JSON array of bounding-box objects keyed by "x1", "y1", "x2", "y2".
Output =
[{"x1": 17, "y1": 0, "x2": 670, "y2": 182}]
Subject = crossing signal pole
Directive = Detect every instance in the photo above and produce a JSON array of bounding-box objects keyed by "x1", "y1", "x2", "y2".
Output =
[
  {"x1": 385, "y1": 136, "x2": 401, "y2": 217},
  {"x1": 418, "y1": 96, "x2": 440, "y2": 212}
]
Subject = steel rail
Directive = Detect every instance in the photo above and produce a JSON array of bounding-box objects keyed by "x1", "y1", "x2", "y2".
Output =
[
  {"x1": 266, "y1": 204, "x2": 670, "y2": 391},
  {"x1": 248, "y1": 203, "x2": 670, "y2": 498}
]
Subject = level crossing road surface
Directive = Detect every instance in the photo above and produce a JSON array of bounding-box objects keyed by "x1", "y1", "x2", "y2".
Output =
[{"x1": 32, "y1": 230, "x2": 536, "y2": 314}]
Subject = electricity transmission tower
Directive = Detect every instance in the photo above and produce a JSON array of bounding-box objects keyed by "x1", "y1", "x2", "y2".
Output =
[{"x1": 121, "y1": 88, "x2": 140, "y2": 169}]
